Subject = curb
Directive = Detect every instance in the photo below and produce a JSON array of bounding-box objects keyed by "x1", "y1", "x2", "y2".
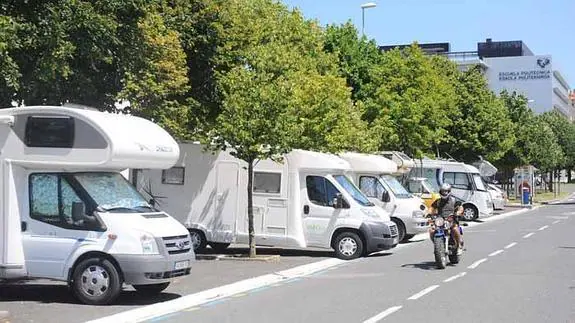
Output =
[
  {"x1": 196, "y1": 254, "x2": 281, "y2": 262},
  {"x1": 85, "y1": 258, "x2": 346, "y2": 323}
]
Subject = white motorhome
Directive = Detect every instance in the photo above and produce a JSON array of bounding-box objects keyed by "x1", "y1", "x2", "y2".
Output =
[
  {"x1": 131, "y1": 142, "x2": 399, "y2": 260},
  {"x1": 340, "y1": 153, "x2": 428, "y2": 243},
  {"x1": 409, "y1": 158, "x2": 494, "y2": 220},
  {"x1": 0, "y1": 106, "x2": 194, "y2": 305}
]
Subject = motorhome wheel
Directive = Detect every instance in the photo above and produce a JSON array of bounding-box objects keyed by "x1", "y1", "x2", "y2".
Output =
[
  {"x1": 189, "y1": 229, "x2": 207, "y2": 252},
  {"x1": 133, "y1": 282, "x2": 170, "y2": 296},
  {"x1": 334, "y1": 231, "x2": 364, "y2": 260},
  {"x1": 462, "y1": 205, "x2": 478, "y2": 221},
  {"x1": 71, "y1": 258, "x2": 122, "y2": 305},
  {"x1": 391, "y1": 218, "x2": 406, "y2": 242}
]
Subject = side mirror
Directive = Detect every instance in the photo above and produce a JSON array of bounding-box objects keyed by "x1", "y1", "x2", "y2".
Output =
[
  {"x1": 381, "y1": 191, "x2": 390, "y2": 203},
  {"x1": 332, "y1": 193, "x2": 344, "y2": 209},
  {"x1": 72, "y1": 202, "x2": 86, "y2": 222}
]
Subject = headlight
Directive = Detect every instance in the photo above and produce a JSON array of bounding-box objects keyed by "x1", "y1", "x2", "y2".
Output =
[
  {"x1": 140, "y1": 233, "x2": 159, "y2": 255},
  {"x1": 434, "y1": 218, "x2": 445, "y2": 227},
  {"x1": 361, "y1": 208, "x2": 379, "y2": 218},
  {"x1": 412, "y1": 210, "x2": 424, "y2": 218}
]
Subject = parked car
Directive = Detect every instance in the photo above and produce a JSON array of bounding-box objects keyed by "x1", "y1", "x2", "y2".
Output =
[{"x1": 487, "y1": 183, "x2": 506, "y2": 210}]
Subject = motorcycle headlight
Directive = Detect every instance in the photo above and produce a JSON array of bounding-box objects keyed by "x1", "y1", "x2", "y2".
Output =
[
  {"x1": 434, "y1": 218, "x2": 445, "y2": 227},
  {"x1": 140, "y1": 232, "x2": 159, "y2": 255}
]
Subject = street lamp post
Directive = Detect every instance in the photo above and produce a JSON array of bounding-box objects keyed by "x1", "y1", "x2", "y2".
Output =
[{"x1": 361, "y1": 2, "x2": 377, "y2": 36}]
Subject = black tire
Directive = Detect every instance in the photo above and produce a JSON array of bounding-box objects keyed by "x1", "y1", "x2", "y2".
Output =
[
  {"x1": 333, "y1": 231, "x2": 364, "y2": 260},
  {"x1": 189, "y1": 229, "x2": 207, "y2": 252},
  {"x1": 433, "y1": 237, "x2": 447, "y2": 269},
  {"x1": 133, "y1": 282, "x2": 170, "y2": 296},
  {"x1": 462, "y1": 204, "x2": 479, "y2": 221},
  {"x1": 209, "y1": 242, "x2": 231, "y2": 252},
  {"x1": 449, "y1": 254, "x2": 460, "y2": 264},
  {"x1": 391, "y1": 218, "x2": 406, "y2": 243},
  {"x1": 71, "y1": 257, "x2": 123, "y2": 305}
]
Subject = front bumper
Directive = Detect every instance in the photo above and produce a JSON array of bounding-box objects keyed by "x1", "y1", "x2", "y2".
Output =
[
  {"x1": 492, "y1": 198, "x2": 505, "y2": 210},
  {"x1": 404, "y1": 217, "x2": 430, "y2": 235},
  {"x1": 114, "y1": 251, "x2": 194, "y2": 285},
  {"x1": 360, "y1": 221, "x2": 399, "y2": 253}
]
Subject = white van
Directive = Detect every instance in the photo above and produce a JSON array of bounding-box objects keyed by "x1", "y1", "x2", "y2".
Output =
[
  {"x1": 340, "y1": 153, "x2": 428, "y2": 243},
  {"x1": 131, "y1": 142, "x2": 399, "y2": 260},
  {"x1": 409, "y1": 158, "x2": 493, "y2": 220},
  {"x1": 0, "y1": 106, "x2": 194, "y2": 305}
]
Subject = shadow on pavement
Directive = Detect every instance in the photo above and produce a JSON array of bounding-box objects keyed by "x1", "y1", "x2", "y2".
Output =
[
  {"x1": 401, "y1": 261, "x2": 439, "y2": 271},
  {"x1": 0, "y1": 283, "x2": 181, "y2": 306},
  {"x1": 197, "y1": 247, "x2": 335, "y2": 259}
]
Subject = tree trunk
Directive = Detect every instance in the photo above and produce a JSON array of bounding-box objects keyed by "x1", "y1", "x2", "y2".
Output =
[
  {"x1": 548, "y1": 171, "x2": 554, "y2": 193},
  {"x1": 247, "y1": 159, "x2": 256, "y2": 258},
  {"x1": 568, "y1": 168, "x2": 572, "y2": 183}
]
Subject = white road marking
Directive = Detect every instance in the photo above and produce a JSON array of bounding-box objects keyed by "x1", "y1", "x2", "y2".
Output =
[
  {"x1": 523, "y1": 232, "x2": 535, "y2": 238},
  {"x1": 363, "y1": 306, "x2": 403, "y2": 323},
  {"x1": 504, "y1": 242, "x2": 517, "y2": 249},
  {"x1": 538, "y1": 225, "x2": 549, "y2": 231},
  {"x1": 407, "y1": 285, "x2": 440, "y2": 300},
  {"x1": 489, "y1": 250, "x2": 504, "y2": 257},
  {"x1": 468, "y1": 258, "x2": 487, "y2": 269},
  {"x1": 443, "y1": 272, "x2": 467, "y2": 283},
  {"x1": 552, "y1": 220, "x2": 561, "y2": 224}
]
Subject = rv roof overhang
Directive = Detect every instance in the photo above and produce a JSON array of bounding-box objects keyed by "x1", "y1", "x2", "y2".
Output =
[
  {"x1": 416, "y1": 159, "x2": 480, "y2": 174},
  {"x1": 286, "y1": 150, "x2": 351, "y2": 173},
  {"x1": 340, "y1": 152, "x2": 398, "y2": 174},
  {"x1": 0, "y1": 106, "x2": 179, "y2": 170}
]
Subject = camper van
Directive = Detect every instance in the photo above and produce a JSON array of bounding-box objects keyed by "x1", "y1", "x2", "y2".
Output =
[
  {"x1": 131, "y1": 142, "x2": 399, "y2": 260},
  {"x1": 0, "y1": 106, "x2": 194, "y2": 305},
  {"x1": 340, "y1": 153, "x2": 428, "y2": 243},
  {"x1": 409, "y1": 159, "x2": 494, "y2": 220}
]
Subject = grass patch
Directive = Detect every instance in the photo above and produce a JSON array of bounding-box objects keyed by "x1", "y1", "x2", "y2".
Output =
[{"x1": 533, "y1": 191, "x2": 569, "y2": 203}]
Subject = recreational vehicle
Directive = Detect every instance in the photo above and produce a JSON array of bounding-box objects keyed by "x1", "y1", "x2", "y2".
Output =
[
  {"x1": 340, "y1": 153, "x2": 429, "y2": 243},
  {"x1": 131, "y1": 142, "x2": 399, "y2": 260},
  {"x1": 0, "y1": 106, "x2": 194, "y2": 305},
  {"x1": 409, "y1": 158, "x2": 494, "y2": 220}
]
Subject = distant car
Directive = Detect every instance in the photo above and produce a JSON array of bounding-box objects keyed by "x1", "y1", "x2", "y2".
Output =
[{"x1": 487, "y1": 183, "x2": 505, "y2": 210}]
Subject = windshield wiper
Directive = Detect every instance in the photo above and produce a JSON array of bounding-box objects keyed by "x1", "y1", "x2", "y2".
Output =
[{"x1": 97, "y1": 205, "x2": 156, "y2": 213}]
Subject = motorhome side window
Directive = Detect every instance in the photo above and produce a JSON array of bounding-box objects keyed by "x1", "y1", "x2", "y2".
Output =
[
  {"x1": 359, "y1": 176, "x2": 386, "y2": 198},
  {"x1": 306, "y1": 176, "x2": 347, "y2": 207},
  {"x1": 443, "y1": 172, "x2": 471, "y2": 190},
  {"x1": 253, "y1": 172, "x2": 281, "y2": 194},
  {"x1": 29, "y1": 174, "x2": 92, "y2": 230},
  {"x1": 162, "y1": 167, "x2": 185, "y2": 185},
  {"x1": 25, "y1": 116, "x2": 75, "y2": 148}
]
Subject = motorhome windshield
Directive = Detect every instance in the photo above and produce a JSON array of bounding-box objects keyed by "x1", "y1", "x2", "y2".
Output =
[
  {"x1": 381, "y1": 175, "x2": 412, "y2": 198},
  {"x1": 472, "y1": 174, "x2": 487, "y2": 192},
  {"x1": 334, "y1": 175, "x2": 374, "y2": 207},
  {"x1": 74, "y1": 173, "x2": 154, "y2": 213}
]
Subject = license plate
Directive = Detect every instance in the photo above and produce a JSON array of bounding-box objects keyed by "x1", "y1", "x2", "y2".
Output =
[{"x1": 174, "y1": 260, "x2": 189, "y2": 270}]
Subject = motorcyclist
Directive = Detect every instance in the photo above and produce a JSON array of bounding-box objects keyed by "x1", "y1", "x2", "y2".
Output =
[{"x1": 428, "y1": 183, "x2": 464, "y2": 249}]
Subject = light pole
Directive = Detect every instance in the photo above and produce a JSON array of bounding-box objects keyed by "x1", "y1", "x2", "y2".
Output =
[{"x1": 361, "y1": 2, "x2": 377, "y2": 36}]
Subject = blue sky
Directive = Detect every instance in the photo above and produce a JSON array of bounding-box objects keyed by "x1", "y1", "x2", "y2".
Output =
[{"x1": 280, "y1": 0, "x2": 575, "y2": 87}]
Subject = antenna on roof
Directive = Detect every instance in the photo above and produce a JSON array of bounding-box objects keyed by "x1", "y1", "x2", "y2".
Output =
[{"x1": 444, "y1": 152, "x2": 457, "y2": 162}]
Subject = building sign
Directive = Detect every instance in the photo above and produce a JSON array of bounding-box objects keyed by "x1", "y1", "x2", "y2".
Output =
[
  {"x1": 497, "y1": 56, "x2": 551, "y2": 81},
  {"x1": 498, "y1": 70, "x2": 551, "y2": 81}
]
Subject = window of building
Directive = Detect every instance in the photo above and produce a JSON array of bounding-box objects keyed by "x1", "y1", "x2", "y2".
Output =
[
  {"x1": 25, "y1": 116, "x2": 75, "y2": 148},
  {"x1": 253, "y1": 172, "x2": 281, "y2": 194},
  {"x1": 162, "y1": 167, "x2": 185, "y2": 185}
]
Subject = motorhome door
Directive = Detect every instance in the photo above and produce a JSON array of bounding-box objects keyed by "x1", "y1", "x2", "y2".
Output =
[
  {"x1": 301, "y1": 175, "x2": 346, "y2": 246},
  {"x1": 214, "y1": 161, "x2": 239, "y2": 240},
  {"x1": 252, "y1": 171, "x2": 288, "y2": 238}
]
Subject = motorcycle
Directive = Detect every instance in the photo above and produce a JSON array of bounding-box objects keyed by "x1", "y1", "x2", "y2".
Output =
[{"x1": 428, "y1": 214, "x2": 464, "y2": 269}]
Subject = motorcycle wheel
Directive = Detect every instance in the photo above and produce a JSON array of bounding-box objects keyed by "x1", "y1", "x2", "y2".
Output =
[{"x1": 433, "y1": 237, "x2": 447, "y2": 269}]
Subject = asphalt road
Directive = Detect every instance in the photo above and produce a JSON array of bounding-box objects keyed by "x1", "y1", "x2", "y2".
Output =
[{"x1": 152, "y1": 203, "x2": 575, "y2": 323}]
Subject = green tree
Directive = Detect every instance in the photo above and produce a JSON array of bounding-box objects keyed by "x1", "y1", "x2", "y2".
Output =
[
  {"x1": 208, "y1": 0, "x2": 372, "y2": 257},
  {"x1": 540, "y1": 110, "x2": 575, "y2": 180},
  {"x1": 0, "y1": 15, "x2": 20, "y2": 105},
  {"x1": 364, "y1": 44, "x2": 458, "y2": 158},
  {"x1": 437, "y1": 64, "x2": 516, "y2": 163}
]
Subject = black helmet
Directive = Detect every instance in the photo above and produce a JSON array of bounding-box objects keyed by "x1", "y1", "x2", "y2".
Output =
[{"x1": 439, "y1": 183, "x2": 452, "y2": 199}]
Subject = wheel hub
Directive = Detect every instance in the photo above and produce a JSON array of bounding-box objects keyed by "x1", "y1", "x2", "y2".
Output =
[
  {"x1": 80, "y1": 265, "x2": 110, "y2": 297},
  {"x1": 339, "y1": 237, "x2": 357, "y2": 256}
]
